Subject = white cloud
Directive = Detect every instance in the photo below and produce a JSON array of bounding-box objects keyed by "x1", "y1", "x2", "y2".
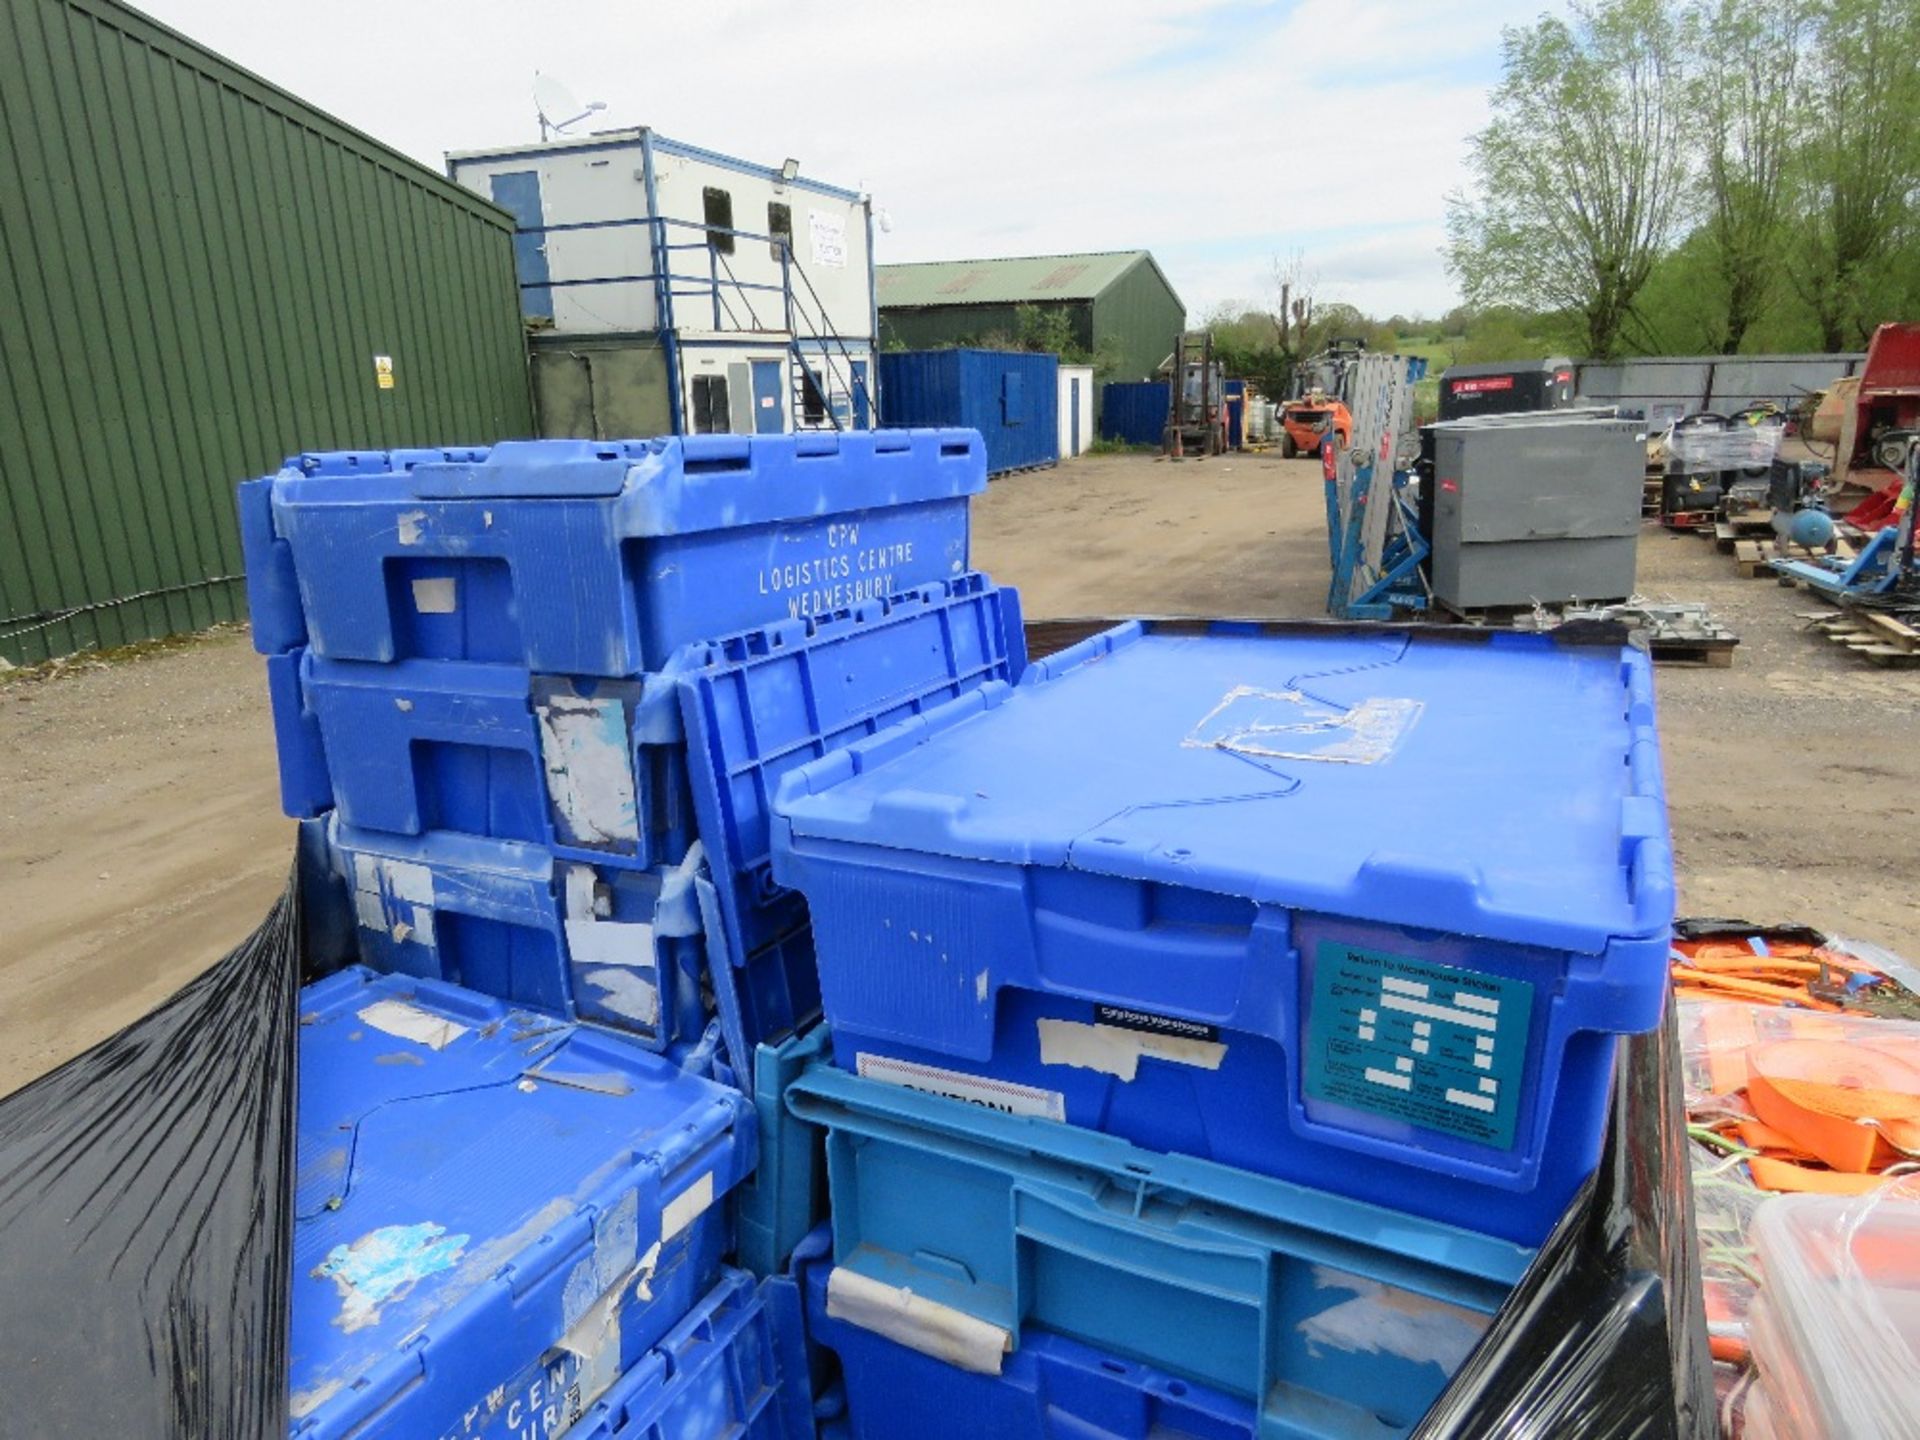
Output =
[{"x1": 135, "y1": 0, "x2": 1555, "y2": 317}]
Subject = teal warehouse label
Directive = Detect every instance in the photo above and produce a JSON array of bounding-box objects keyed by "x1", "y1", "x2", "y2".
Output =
[{"x1": 1304, "y1": 942, "x2": 1534, "y2": 1149}]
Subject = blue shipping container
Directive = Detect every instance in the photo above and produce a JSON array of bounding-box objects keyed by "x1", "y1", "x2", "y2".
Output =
[
  {"x1": 771, "y1": 623, "x2": 1674, "y2": 1245},
  {"x1": 245, "y1": 430, "x2": 985, "y2": 676},
  {"x1": 1099, "y1": 381, "x2": 1168, "y2": 447},
  {"x1": 782, "y1": 1060, "x2": 1525, "y2": 1435},
  {"x1": 878, "y1": 351, "x2": 1058, "y2": 476},
  {"x1": 290, "y1": 966, "x2": 754, "y2": 1440}
]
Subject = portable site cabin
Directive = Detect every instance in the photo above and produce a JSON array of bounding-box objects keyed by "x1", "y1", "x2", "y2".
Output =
[{"x1": 448, "y1": 130, "x2": 877, "y2": 439}]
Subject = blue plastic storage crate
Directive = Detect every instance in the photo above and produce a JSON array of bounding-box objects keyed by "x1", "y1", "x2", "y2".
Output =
[
  {"x1": 771, "y1": 623, "x2": 1674, "y2": 1245},
  {"x1": 801, "y1": 1238, "x2": 1256, "y2": 1440},
  {"x1": 562, "y1": 1269, "x2": 813, "y2": 1440},
  {"x1": 291, "y1": 967, "x2": 754, "y2": 1440},
  {"x1": 328, "y1": 821, "x2": 715, "y2": 1051},
  {"x1": 878, "y1": 351, "x2": 1059, "y2": 476},
  {"x1": 676, "y1": 575, "x2": 1025, "y2": 1064},
  {"x1": 266, "y1": 649, "x2": 332, "y2": 818},
  {"x1": 735, "y1": 1025, "x2": 833, "y2": 1277},
  {"x1": 784, "y1": 1059, "x2": 1525, "y2": 1438},
  {"x1": 301, "y1": 654, "x2": 696, "y2": 871},
  {"x1": 255, "y1": 431, "x2": 984, "y2": 676}
]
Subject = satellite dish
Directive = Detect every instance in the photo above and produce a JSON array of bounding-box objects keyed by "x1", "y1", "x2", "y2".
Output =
[{"x1": 534, "y1": 72, "x2": 606, "y2": 141}]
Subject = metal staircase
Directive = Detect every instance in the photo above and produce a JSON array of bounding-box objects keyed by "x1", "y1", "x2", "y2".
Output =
[{"x1": 780, "y1": 244, "x2": 875, "y2": 431}]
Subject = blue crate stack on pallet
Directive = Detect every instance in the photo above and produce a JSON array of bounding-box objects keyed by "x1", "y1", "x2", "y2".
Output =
[
  {"x1": 240, "y1": 429, "x2": 1025, "y2": 1439},
  {"x1": 756, "y1": 621, "x2": 1677, "y2": 1439},
  {"x1": 243, "y1": 430, "x2": 1677, "y2": 1440}
]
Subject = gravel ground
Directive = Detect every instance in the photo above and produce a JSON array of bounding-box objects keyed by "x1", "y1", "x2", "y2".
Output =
[{"x1": 1, "y1": 451, "x2": 1912, "y2": 1095}]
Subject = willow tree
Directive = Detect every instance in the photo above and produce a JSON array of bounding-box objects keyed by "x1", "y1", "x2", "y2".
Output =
[
  {"x1": 1446, "y1": 0, "x2": 1691, "y2": 359},
  {"x1": 1788, "y1": 0, "x2": 1920, "y2": 350},
  {"x1": 1689, "y1": 0, "x2": 1810, "y2": 353}
]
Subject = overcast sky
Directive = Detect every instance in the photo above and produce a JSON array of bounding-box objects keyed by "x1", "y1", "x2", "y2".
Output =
[{"x1": 138, "y1": 0, "x2": 1559, "y2": 322}]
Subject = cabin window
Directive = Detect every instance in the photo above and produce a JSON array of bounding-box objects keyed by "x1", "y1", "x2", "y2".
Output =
[
  {"x1": 702, "y1": 187, "x2": 734, "y2": 254},
  {"x1": 690, "y1": 373, "x2": 731, "y2": 433}
]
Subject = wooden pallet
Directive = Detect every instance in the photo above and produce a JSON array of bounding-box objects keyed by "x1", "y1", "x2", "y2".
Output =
[
  {"x1": 1434, "y1": 600, "x2": 1736, "y2": 666},
  {"x1": 1733, "y1": 535, "x2": 1857, "y2": 578},
  {"x1": 1796, "y1": 608, "x2": 1920, "y2": 666},
  {"x1": 1714, "y1": 510, "x2": 1777, "y2": 550},
  {"x1": 1436, "y1": 599, "x2": 1628, "y2": 628},
  {"x1": 1651, "y1": 635, "x2": 1738, "y2": 667}
]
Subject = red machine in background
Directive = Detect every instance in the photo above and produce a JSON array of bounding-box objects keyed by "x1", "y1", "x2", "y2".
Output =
[{"x1": 1811, "y1": 322, "x2": 1920, "y2": 526}]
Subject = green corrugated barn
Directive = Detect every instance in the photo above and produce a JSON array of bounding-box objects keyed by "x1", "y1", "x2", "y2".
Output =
[
  {"x1": 0, "y1": 0, "x2": 535, "y2": 665},
  {"x1": 876, "y1": 251, "x2": 1185, "y2": 388}
]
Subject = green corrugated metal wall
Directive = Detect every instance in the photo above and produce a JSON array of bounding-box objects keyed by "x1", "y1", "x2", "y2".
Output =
[
  {"x1": 875, "y1": 258, "x2": 1184, "y2": 392},
  {"x1": 1092, "y1": 262, "x2": 1187, "y2": 384},
  {"x1": 0, "y1": 0, "x2": 534, "y2": 665}
]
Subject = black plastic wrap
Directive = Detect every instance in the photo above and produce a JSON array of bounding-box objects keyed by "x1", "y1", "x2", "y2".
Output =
[
  {"x1": 0, "y1": 865, "x2": 301, "y2": 1439},
  {"x1": 0, "y1": 831, "x2": 1710, "y2": 1439},
  {"x1": 1412, "y1": 1009, "x2": 1715, "y2": 1439}
]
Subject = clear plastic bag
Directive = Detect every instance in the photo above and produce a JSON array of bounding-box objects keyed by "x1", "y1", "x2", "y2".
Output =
[
  {"x1": 1745, "y1": 1180, "x2": 1920, "y2": 1437},
  {"x1": 1666, "y1": 419, "x2": 1786, "y2": 471}
]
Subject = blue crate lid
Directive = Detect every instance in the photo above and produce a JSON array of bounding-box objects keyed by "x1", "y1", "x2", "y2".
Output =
[
  {"x1": 774, "y1": 623, "x2": 1672, "y2": 956},
  {"x1": 291, "y1": 967, "x2": 753, "y2": 1433},
  {"x1": 674, "y1": 573, "x2": 1026, "y2": 1061},
  {"x1": 275, "y1": 429, "x2": 985, "y2": 529}
]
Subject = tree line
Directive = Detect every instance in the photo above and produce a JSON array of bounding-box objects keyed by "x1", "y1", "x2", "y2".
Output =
[{"x1": 1447, "y1": 0, "x2": 1920, "y2": 359}]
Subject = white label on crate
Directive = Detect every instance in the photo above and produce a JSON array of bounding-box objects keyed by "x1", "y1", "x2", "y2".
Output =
[
  {"x1": 410, "y1": 577, "x2": 457, "y2": 614},
  {"x1": 1036, "y1": 1018, "x2": 1226, "y2": 1082},
  {"x1": 661, "y1": 1172, "x2": 714, "y2": 1241},
  {"x1": 395, "y1": 510, "x2": 426, "y2": 545},
  {"x1": 555, "y1": 1283, "x2": 623, "y2": 1418},
  {"x1": 855, "y1": 1053, "x2": 1066, "y2": 1121},
  {"x1": 1298, "y1": 1265, "x2": 1491, "y2": 1371},
  {"x1": 536, "y1": 695, "x2": 640, "y2": 846},
  {"x1": 563, "y1": 918, "x2": 655, "y2": 968},
  {"x1": 384, "y1": 859, "x2": 435, "y2": 906},
  {"x1": 1183, "y1": 686, "x2": 1422, "y2": 766},
  {"x1": 353, "y1": 889, "x2": 386, "y2": 932},
  {"x1": 357, "y1": 999, "x2": 468, "y2": 1051},
  {"x1": 575, "y1": 963, "x2": 661, "y2": 1029},
  {"x1": 826, "y1": 1266, "x2": 1010, "y2": 1375}
]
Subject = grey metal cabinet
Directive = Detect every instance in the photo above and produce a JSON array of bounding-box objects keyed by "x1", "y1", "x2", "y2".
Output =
[{"x1": 1429, "y1": 416, "x2": 1643, "y2": 609}]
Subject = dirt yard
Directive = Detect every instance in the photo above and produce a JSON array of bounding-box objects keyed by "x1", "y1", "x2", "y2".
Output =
[{"x1": 2, "y1": 451, "x2": 1915, "y2": 1094}]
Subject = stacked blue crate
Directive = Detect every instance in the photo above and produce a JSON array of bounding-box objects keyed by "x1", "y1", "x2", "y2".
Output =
[
  {"x1": 242, "y1": 429, "x2": 1021, "y2": 1438},
  {"x1": 291, "y1": 967, "x2": 766, "y2": 1439},
  {"x1": 771, "y1": 622, "x2": 1674, "y2": 1246},
  {"x1": 752, "y1": 620, "x2": 1674, "y2": 1437},
  {"x1": 798, "y1": 1231, "x2": 1262, "y2": 1440},
  {"x1": 239, "y1": 429, "x2": 1010, "y2": 1062}
]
